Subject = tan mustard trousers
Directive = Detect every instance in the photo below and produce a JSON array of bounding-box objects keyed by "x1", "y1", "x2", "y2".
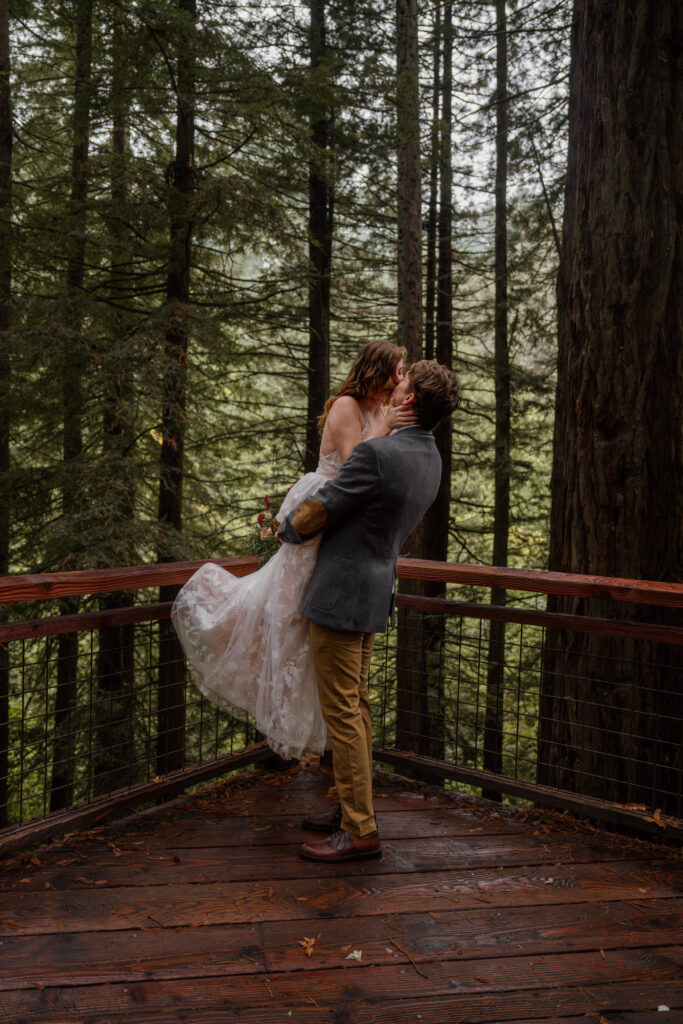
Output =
[{"x1": 309, "y1": 622, "x2": 377, "y2": 837}]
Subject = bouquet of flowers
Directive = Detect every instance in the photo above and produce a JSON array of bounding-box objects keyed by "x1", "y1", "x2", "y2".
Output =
[{"x1": 251, "y1": 494, "x2": 283, "y2": 564}]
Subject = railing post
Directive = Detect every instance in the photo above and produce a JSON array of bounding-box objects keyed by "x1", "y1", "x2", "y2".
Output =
[{"x1": 156, "y1": 584, "x2": 186, "y2": 777}]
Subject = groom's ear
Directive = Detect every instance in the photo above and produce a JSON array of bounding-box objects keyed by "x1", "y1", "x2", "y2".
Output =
[{"x1": 403, "y1": 392, "x2": 416, "y2": 405}]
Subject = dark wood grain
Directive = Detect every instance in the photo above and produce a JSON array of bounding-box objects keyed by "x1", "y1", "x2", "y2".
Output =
[
  {"x1": 396, "y1": 557, "x2": 683, "y2": 607},
  {"x1": 1, "y1": 860, "x2": 680, "y2": 935},
  {"x1": 396, "y1": 593, "x2": 683, "y2": 645},
  {"x1": 1, "y1": 765, "x2": 681, "y2": 1023},
  {"x1": 2, "y1": 555, "x2": 681, "y2": 607},
  {"x1": 1, "y1": 949, "x2": 682, "y2": 1023},
  {"x1": 0, "y1": 557, "x2": 259, "y2": 604},
  {"x1": 2, "y1": 899, "x2": 683, "y2": 989}
]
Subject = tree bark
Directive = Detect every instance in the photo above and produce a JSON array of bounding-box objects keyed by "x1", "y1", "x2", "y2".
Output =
[
  {"x1": 51, "y1": 0, "x2": 93, "y2": 813},
  {"x1": 95, "y1": 3, "x2": 135, "y2": 796},
  {"x1": 424, "y1": 7, "x2": 440, "y2": 363},
  {"x1": 538, "y1": 0, "x2": 683, "y2": 815},
  {"x1": 395, "y1": 0, "x2": 421, "y2": 360},
  {"x1": 483, "y1": 0, "x2": 510, "y2": 800},
  {"x1": 157, "y1": 0, "x2": 196, "y2": 777},
  {"x1": 305, "y1": 0, "x2": 332, "y2": 473},
  {"x1": 0, "y1": 0, "x2": 11, "y2": 827},
  {"x1": 394, "y1": 0, "x2": 425, "y2": 757},
  {"x1": 414, "y1": 0, "x2": 454, "y2": 766}
]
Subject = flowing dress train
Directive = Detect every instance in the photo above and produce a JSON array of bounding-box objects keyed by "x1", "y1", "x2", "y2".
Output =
[{"x1": 171, "y1": 445, "x2": 349, "y2": 760}]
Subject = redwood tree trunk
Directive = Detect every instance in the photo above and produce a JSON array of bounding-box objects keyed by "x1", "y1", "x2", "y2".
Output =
[
  {"x1": 424, "y1": 7, "x2": 440, "y2": 363},
  {"x1": 157, "y1": 0, "x2": 196, "y2": 777},
  {"x1": 483, "y1": 0, "x2": 510, "y2": 799},
  {"x1": 394, "y1": 0, "x2": 426, "y2": 756},
  {"x1": 408, "y1": 0, "x2": 454, "y2": 766},
  {"x1": 395, "y1": 0, "x2": 421, "y2": 361},
  {"x1": 95, "y1": 4, "x2": 135, "y2": 795},
  {"x1": 0, "y1": 0, "x2": 11, "y2": 827},
  {"x1": 51, "y1": 0, "x2": 93, "y2": 812},
  {"x1": 538, "y1": 0, "x2": 683, "y2": 815},
  {"x1": 305, "y1": 0, "x2": 332, "y2": 473}
]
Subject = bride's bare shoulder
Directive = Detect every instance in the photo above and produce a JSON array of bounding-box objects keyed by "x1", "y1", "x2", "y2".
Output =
[{"x1": 327, "y1": 395, "x2": 363, "y2": 426}]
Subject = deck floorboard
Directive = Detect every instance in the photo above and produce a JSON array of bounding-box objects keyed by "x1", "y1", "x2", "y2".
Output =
[{"x1": 1, "y1": 764, "x2": 681, "y2": 1022}]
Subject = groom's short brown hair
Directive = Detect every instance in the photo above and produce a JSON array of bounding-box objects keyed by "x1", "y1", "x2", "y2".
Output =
[{"x1": 408, "y1": 360, "x2": 461, "y2": 431}]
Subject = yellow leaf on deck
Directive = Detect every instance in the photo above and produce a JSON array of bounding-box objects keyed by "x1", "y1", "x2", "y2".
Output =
[{"x1": 298, "y1": 936, "x2": 317, "y2": 958}]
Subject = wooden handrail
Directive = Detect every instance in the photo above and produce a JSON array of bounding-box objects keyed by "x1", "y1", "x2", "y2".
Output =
[
  {"x1": 396, "y1": 558, "x2": 683, "y2": 608},
  {"x1": 0, "y1": 555, "x2": 680, "y2": 609},
  {"x1": 396, "y1": 594, "x2": 683, "y2": 645},
  {"x1": 0, "y1": 556, "x2": 260, "y2": 604}
]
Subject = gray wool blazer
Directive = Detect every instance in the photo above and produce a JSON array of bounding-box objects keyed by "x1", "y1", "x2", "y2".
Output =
[{"x1": 279, "y1": 426, "x2": 442, "y2": 633}]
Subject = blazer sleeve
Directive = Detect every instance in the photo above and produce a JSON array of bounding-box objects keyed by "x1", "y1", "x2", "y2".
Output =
[{"x1": 279, "y1": 441, "x2": 382, "y2": 545}]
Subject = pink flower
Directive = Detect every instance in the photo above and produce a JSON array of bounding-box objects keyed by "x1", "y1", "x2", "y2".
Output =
[{"x1": 260, "y1": 526, "x2": 272, "y2": 540}]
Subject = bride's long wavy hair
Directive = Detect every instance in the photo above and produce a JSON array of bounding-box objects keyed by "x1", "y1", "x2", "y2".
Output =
[{"x1": 317, "y1": 340, "x2": 406, "y2": 433}]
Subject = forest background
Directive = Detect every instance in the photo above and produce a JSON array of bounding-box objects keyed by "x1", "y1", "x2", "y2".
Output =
[
  {"x1": 0, "y1": 0, "x2": 567, "y2": 581},
  {"x1": 0, "y1": 0, "x2": 681, "y2": 824}
]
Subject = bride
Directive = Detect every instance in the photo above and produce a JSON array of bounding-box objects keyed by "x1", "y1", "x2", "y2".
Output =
[{"x1": 172, "y1": 340, "x2": 417, "y2": 760}]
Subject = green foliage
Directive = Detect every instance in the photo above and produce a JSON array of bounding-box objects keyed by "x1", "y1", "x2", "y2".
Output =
[{"x1": 0, "y1": 0, "x2": 571, "y2": 824}]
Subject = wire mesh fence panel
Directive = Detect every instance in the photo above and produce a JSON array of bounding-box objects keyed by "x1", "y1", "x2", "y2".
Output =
[
  {"x1": 2, "y1": 612, "x2": 257, "y2": 830},
  {"x1": 1, "y1": 559, "x2": 682, "y2": 840},
  {"x1": 370, "y1": 601, "x2": 683, "y2": 821}
]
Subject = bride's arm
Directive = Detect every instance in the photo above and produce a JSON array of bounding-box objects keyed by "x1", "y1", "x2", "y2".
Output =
[{"x1": 364, "y1": 401, "x2": 418, "y2": 440}]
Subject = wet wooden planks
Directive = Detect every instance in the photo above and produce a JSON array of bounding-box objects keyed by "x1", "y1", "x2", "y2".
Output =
[{"x1": 0, "y1": 764, "x2": 681, "y2": 1023}]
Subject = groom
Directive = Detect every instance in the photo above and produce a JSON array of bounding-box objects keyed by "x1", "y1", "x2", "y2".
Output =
[{"x1": 279, "y1": 360, "x2": 461, "y2": 863}]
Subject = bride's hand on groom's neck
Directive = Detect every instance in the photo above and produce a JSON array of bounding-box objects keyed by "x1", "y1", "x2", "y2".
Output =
[{"x1": 384, "y1": 399, "x2": 419, "y2": 434}]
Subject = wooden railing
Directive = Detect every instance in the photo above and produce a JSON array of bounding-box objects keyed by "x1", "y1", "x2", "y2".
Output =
[{"x1": 0, "y1": 557, "x2": 681, "y2": 853}]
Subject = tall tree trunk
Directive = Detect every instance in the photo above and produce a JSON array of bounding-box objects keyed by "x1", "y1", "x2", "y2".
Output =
[
  {"x1": 394, "y1": 0, "x2": 425, "y2": 757},
  {"x1": 305, "y1": 0, "x2": 333, "y2": 473},
  {"x1": 424, "y1": 7, "x2": 440, "y2": 363},
  {"x1": 51, "y1": 0, "x2": 93, "y2": 813},
  {"x1": 395, "y1": 0, "x2": 421, "y2": 361},
  {"x1": 157, "y1": 0, "x2": 196, "y2": 777},
  {"x1": 538, "y1": 0, "x2": 683, "y2": 815},
  {"x1": 483, "y1": 0, "x2": 510, "y2": 800},
  {"x1": 0, "y1": 0, "x2": 11, "y2": 827},
  {"x1": 95, "y1": 3, "x2": 135, "y2": 795},
  {"x1": 409, "y1": 0, "x2": 454, "y2": 767}
]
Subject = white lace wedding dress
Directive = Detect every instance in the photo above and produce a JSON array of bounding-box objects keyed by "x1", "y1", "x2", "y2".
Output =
[{"x1": 172, "y1": 439, "x2": 358, "y2": 760}]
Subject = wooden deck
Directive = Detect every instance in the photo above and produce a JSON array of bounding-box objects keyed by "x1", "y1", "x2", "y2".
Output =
[{"x1": 1, "y1": 763, "x2": 682, "y2": 1023}]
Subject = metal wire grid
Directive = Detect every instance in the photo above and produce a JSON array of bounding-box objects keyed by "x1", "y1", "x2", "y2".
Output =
[
  {"x1": 2, "y1": 592, "x2": 682, "y2": 832},
  {"x1": 369, "y1": 612, "x2": 683, "y2": 815},
  {"x1": 2, "y1": 618, "x2": 255, "y2": 828}
]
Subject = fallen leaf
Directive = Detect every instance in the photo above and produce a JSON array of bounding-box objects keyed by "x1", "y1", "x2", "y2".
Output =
[
  {"x1": 298, "y1": 936, "x2": 317, "y2": 958},
  {"x1": 428, "y1": 912, "x2": 440, "y2": 920},
  {"x1": 600, "y1": 948, "x2": 605, "y2": 959},
  {"x1": 340, "y1": 944, "x2": 353, "y2": 954},
  {"x1": 3, "y1": 920, "x2": 17, "y2": 927},
  {"x1": 345, "y1": 949, "x2": 362, "y2": 961},
  {"x1": 295, "y1": 897, "x2": 309, "y2": 902}
]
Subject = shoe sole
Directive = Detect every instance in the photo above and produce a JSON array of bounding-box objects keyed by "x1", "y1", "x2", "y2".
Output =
[{"x1": 298, "y1": 845, "x2": 382, "y2": 863}]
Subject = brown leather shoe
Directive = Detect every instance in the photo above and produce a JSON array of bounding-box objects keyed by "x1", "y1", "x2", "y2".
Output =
[
  {"x1": 301, "y1": 803, "x2": 342, "y2": 833},
  {"x1": 299, "y1": 828, "x2": 381, "y2": 863}
]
